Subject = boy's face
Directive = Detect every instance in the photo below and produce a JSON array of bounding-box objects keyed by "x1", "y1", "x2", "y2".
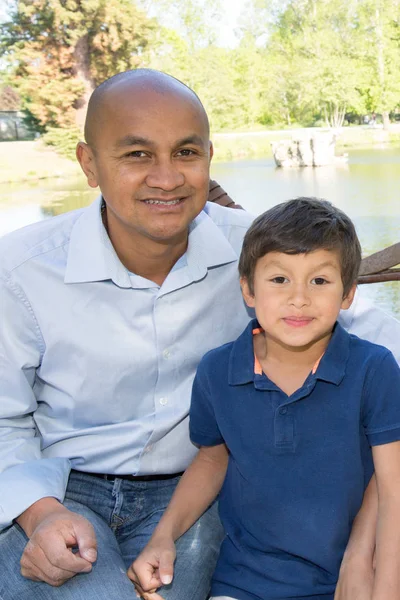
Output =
[{"x1": 241, "y1": 249, "x2": 356, "y2": 351}]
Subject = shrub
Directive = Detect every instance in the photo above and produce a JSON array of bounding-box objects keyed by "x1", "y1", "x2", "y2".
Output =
[{"x1": 42, "y1": 127, "x2": 82, "y2": 161}]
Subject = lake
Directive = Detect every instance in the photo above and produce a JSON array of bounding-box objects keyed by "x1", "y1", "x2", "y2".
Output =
[{"x1": 1, "y1": 147, "x2": 399, "y2": 318}]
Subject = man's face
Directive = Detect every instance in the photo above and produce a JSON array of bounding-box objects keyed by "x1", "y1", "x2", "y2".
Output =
[{"x1": 78, "y1": 85, "x2": 212, "y2": 249}]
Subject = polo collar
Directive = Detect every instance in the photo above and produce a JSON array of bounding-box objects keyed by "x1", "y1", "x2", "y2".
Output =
[
  {"x1": 228, "y1": 319, "x2": 350, "y2": 387},
  {"x1": 64, "y1": 198, "x2": 238, "y2": 288}
]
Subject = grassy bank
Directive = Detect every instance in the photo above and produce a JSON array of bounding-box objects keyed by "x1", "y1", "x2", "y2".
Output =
[
  {"x1": 0, "y1": 140, "x2": 81, "y2": 184},
  {"x1": 1, "y1": 126, "x2": 400, "y2": 183},
  {"x1": 212, "y1": 125, "x2": 400, "y2": 161}
]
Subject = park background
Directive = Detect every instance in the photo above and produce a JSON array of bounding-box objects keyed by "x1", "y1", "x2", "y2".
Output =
[{"x1": 0, "y1": 0, "x2": 399, "y2": 316}]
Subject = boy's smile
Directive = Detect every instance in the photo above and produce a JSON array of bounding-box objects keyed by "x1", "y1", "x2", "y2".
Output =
[{"x1": 241, "y1": 249, "x2": 356, "y2": 357}]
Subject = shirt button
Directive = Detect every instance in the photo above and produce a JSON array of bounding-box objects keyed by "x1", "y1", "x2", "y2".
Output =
[
  {"x1": 279, "y1": 407, "x2": 288, "y2": 415},
  {"x1": 162, "y1": 349, "x2": 170, "y2": 359},
  {"x1": 159, "y1": 397, "x2": 168, "y2": 406},
  {"x1": 144, "y1": 444, "x2": 153, "y2": 453}
]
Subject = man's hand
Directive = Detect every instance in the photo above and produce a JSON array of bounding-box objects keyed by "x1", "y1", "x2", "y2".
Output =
[
  {"x1": 127, "y1": 535, "x2": 176, "y2": 600},
  {"x1": 17, "y1": 497, "x2": 97, "y2": 587}
]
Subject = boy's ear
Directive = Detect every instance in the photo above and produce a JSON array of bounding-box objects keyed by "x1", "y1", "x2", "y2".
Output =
[
  {"x1": 341, "y1": 283, "x2": 357, "y2": 310},
  {"x1": 240, "y1": 277, "x2": 255, "y2": 308}
]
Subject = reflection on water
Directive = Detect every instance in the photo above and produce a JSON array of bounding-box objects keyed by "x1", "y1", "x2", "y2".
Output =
[
  {"x1": 0, "y1": 147, "x2": 399, "y2": 318},
  {"x1": 0, "y1": 177, "x2": 97, "y2": 235}
]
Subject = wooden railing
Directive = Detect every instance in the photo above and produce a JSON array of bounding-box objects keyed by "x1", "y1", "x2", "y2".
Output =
[
  {"x1": 208, "y1": 179, "x2": 400, "y2": 285},
  {"x1": 358, "y1": 243, "x2": 400, "y2": 284}
]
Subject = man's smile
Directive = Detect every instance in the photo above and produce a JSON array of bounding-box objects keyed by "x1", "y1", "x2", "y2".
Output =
[{"x1": 142, "y1": 197, "x2": 185, "y2": 206}]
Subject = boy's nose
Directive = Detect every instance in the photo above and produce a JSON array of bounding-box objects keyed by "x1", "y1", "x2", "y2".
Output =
[{"x1": 288, "y1": 284, "x2": 311, "y2": 308}]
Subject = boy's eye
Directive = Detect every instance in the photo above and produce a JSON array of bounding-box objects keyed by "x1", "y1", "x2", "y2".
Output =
[
  {"x1": 312, "y1": 277, "x2": 328, "y2": 285},
  {"x1": 271, "y1": 276, "x2": 288, "y2": 284}
]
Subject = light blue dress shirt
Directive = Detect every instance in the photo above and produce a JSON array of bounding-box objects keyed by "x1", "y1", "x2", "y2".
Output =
[
  {"x1": 1, "y1": 197, "x2": 400, "y2": 531},
  {"x1": 0, "y1": 198, "x2": 254, "y2": 528}
]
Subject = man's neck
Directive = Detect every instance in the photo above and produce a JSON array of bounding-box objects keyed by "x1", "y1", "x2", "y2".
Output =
[{"x1": 103, "y1": 211, "x2": 188, "y2": 286}]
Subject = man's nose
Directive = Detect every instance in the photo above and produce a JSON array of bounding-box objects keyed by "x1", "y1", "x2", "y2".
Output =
[{"x1": 145, "y1": 159, "x2": 185, "y2": 190}]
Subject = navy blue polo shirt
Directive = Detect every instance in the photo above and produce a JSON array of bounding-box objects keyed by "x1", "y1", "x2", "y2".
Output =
[{"x1": 190, "y1": 319, "x2": 400, "y2": 600}]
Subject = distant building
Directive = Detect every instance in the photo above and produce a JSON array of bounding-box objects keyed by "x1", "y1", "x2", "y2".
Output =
[{"x1": 0, "y1": 111, "x2": 35, "y2": 141}]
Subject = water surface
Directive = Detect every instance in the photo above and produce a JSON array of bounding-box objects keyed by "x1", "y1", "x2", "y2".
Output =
[{"x1": 1, "y1": 147, "x2": 399, "y2": 318}]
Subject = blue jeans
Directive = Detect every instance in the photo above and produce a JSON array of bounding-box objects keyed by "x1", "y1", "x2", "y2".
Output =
[{"x1": 0, "y1": 471, "x2": 224, "y2": 600}]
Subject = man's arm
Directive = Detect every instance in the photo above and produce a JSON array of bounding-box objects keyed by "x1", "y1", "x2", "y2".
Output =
[
  {"x1": 127, "y1": 443, "x2": 228, "y2": 594},
  {"x1": 335, "y1": 290, "x2": 400, "y2": 598},
  {"x1": 339, "y1": 289, "x2": 400, "y2": 363},
  {"x1": 334, "y1": 477, "x2": 377, "y2": 600},
  {"x1": 0, "y1": 273, "x2": 97, "y2": 585},
  {"x1": 370, "y1": 441, "x2": 400, "y2": 600}
]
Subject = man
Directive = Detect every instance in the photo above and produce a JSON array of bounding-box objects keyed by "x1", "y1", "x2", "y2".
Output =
[
  {"x1": 0, "y1": 69, "x2": 253, "y2": 600},
  {"x1": 0, "y1": 69, "x2": 399, "y2": 600}
]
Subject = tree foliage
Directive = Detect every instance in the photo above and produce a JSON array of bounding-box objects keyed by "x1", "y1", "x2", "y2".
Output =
[
  {"x1": 1, "y1": 0, "x2": 400, "y2": 134},
  {"x1": 1, "y1": 0, "x2": 154, "y2": 128}
]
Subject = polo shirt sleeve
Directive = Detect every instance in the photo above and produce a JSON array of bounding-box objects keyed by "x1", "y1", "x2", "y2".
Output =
[
  {"x1": 189, "y1": 355, "x2": 224, "y2": 447},
  {"x1": 362, "y1": 349, "x2": 400, "y2": 446}
]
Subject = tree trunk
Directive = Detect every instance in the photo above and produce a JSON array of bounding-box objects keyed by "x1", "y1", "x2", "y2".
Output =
[
  {"x1": 73, "y1": 34, "x2": 95, "y2": 131},
  {"x1": 375, "y1": 6, "x2": 390, "y2": 130},
  {"x1": 382, "y1": 110, "x2": 390, "y2": 130}
]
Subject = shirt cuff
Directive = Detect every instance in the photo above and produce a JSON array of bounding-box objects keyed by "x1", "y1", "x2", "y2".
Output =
[{"x1": 0, "y1": 458, "x2": 71, "y2": 530}]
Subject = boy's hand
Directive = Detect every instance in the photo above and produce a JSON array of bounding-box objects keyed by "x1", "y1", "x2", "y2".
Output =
[{"x1": 127, "y1": 536, "x2": 176, "y2": 599}]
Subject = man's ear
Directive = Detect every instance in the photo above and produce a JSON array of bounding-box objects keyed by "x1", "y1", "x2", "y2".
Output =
[
  {"x1": 76, "y1": 142, "x2": 99, "y2": 189},
  {"x1": 209, "y1": 141, "x2": 214, "y2": 162},
  {"x1": 240, "y1": 277, "x2": 255, "y2": 308},
  {"x1": 341, "y1": 283, "x2": 357, "y2": 310}
]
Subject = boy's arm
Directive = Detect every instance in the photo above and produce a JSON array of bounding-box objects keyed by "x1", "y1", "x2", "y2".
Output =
[
  {"x1": 370, "y1": 440, "x2": 400, "y2": 600},
  {"x1": 127, "y1": 443, "x2": 228, "y2": 594},
  {"x1": 334, "y1": 476, "x2": 377, "y2": 600}
]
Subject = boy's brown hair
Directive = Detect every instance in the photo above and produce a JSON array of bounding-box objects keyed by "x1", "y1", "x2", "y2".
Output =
[{"x1": 239, "y1": 197, "x2": 361, "y2": 296}]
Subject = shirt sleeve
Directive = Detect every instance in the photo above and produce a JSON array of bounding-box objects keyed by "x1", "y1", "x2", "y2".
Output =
[
  {"x1": 339, "y1": 289, "x2": 400, "y2": 364},
  {"x1": 0, "y1": 272, "x2": 70, "y2": 530},
  {"x1": 362, "y1": 349, "x2": 400, "y2": 446},
  {"x1": 189, "y1": 357, "x2": 224, "y2": 447}
]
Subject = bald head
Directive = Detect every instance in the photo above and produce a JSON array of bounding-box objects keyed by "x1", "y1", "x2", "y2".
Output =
[{"x1": 84, "y1": 69, "x2": 209, "y2": 148}]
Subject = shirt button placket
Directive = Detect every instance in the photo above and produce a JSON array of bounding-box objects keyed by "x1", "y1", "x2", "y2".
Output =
[{"x1": 274, "y1": 405, "x2": 295, "y2": 451}]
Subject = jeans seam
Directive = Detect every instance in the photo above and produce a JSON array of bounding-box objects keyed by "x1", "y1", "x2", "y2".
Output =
[{"x1": 111, "y1": 479, "x2": 124, "y2": 531}]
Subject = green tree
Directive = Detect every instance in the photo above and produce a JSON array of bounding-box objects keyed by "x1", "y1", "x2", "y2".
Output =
[
  {"x1": 357, "y1": 0, "x2": 400, "y2": 129},
  {"x1": 260, "y1": 0, "x2": 368, "y2": 128},
  {"x1": 1, "y1": 0, "x2": 154, "y2": 129},
  {"x1": 138, "y1": 0, "x2": 243, "y2": 130}
]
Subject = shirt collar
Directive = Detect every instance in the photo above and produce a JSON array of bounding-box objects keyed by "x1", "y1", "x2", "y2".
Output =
[
  {"x1": 184, "y1": 206, "x2": 239, "y2": 279},
  {"x1": 228, "y1": 319, "x2": 350, "y2": 387},
  {"x1": 64, "y1": 196, "x2": 132, "y2": 288},
  {"x1": 65, "y1": 198, "x2": 238, "y2": 288}
]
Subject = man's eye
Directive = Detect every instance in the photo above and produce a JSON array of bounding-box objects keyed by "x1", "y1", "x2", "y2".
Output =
[
  {"x1": 271, "y1": 276, "x2": 288, "y2": 284},
  {"x1": 177, "y1": 148, "x2": 195, "y2": 157},
  {"x1": 126, "y1": 150, "x2": 147, "y2": 158},
  {"x1": 312, "y1": 277, "x2": 328, "y2": 285}
]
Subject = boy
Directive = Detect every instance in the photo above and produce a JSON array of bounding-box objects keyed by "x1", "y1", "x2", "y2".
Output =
[{"x1": 129, "y1": 198, "x2": 400, "y2": 600}]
